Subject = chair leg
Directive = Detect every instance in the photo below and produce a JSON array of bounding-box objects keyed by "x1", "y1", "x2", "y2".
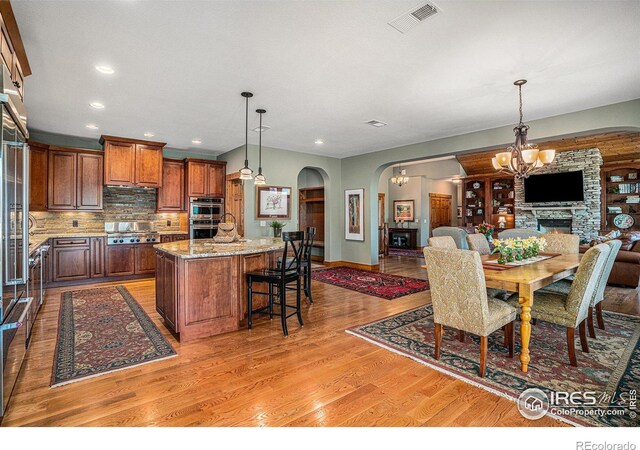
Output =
[
  {"x1": 305, "y1": 263, "x2": 314, "y2": 304},
  {"x1": 458, "y1": 330, "x2": 465, "y2": 343},
  {"x1": 595, "y1": 303, "x2": 605, "y2": 330},
  {"x1": 505, "y1": 321, "x2": 514, "y2": 358},
  {"x1": 531, "y1": 318, "x2": 537, "y2": 326},
  {"x1": 479, "y1": 336, "x2": 488, "y2": 378},
  {"x1": 247, "y1": 278, "x2": 253, "y2": 330},
  {"x1": 567, "y1": 327, "x2": 578, "y2": 367},
  {"x1": 280, "y1": 281, "x2": 288, "y2": 336},
  {"x1": 296, "y1": 276, "x2": 304, "y2": 326},
  {"x1": 434, "y1": 323, "x2": 443, "y2": 360},
  {"x1": 579, "y1": 320, "x2": 589, "y2": 353},
  {"x1": 587, "y1": 307, "x2": 596, "y2": 339},
  {"x1": 268, "y1": 282, "x2": 274, "y2": 319}
]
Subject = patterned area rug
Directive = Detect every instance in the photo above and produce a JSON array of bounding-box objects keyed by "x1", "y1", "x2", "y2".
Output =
[
  {"x1": 388, "y1": 249, "x2": 424, "y2": 258},
  {"x1": 347, "y1": 305, "x2": 640, "y2": 427},
  {"x1": 311, "y1": 267, "x2": 429, "y2": 300},
  {"x1": 51, "y1": 286, "x2": 176, "y2": 387}
]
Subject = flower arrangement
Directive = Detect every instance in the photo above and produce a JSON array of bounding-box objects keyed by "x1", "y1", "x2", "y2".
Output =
[
  {"x1": 475, "y1": 222, "x2": 495, "y2": 241},
  {"x1": 491, "y1": 237, "x2": 547, "y2": 264}
]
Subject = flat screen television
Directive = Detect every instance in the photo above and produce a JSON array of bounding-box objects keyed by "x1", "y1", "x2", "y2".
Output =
[{"x1": 523, "y1": 170, "x2": 584, "y2": 203}]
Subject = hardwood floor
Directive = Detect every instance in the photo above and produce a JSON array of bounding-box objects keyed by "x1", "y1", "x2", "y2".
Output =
[{"x1": 2, "y1": 255, "x2": 638, "y2": 426}]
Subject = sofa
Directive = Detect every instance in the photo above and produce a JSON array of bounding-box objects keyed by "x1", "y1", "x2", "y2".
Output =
[{"x1": 580, "y1": 232, "x2": 640, "y2": 287}]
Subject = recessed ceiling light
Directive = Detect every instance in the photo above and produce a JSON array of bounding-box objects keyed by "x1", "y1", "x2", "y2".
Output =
[
  {"x1": 144, "y1": 132, "x2": 155, "y2": 137},
  {"x1": 90, "y1": 102, "x2": 105, "y2": 109},
  {"x1": 315, "y1": 139, "x2": 324, "y2": 145},
  {"x1": 85, "y1": 124, "x2": 99, "y2": 130},
  {"x1": 365, "y1": 119, "x2": 387, "y2": 128},
  {"x1": 192, "y1": 139, "x2": 202, "y2": 144},
  {"x1": 252, "y1": 125, "x2": 271, "y2": 133},
  {"x1": 95, "y1": 65, "x2": 115, "y2": 75}
]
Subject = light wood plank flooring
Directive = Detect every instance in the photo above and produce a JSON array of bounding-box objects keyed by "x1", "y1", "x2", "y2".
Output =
[{"x1": 2, "y1": 255, "x2": 638, "y2": 426}]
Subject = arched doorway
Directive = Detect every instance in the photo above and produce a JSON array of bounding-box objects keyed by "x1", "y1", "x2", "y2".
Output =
[{"x1": 297, "y1": 167, "x2": 326, "y2": 262}]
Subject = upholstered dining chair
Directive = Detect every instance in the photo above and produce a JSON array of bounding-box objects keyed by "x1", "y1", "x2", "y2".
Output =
[
  {"x1": 543, "y1": 233, "x2": 580, "y2": 254},
  {"x1": 498, "y1": 228, "x2": 543, "y2": 239},
  {"x1": 466, "y1": 233, "x2": 491, "y2": 255},
  {"x1": 427, "y1": 236, "x2": 457, "y2": 249},
  {"x1": 423, "y1": 247, "x2": 517, "y2": 377},
  {"x1": 506, "y1": 244, "x2": 610, "y2": 367},
  {"x1": 431, "y1": 226, "x2": 469, "y2": 249},
  {"x1": 540, "y1": 239, "x2": 621, "y2": 339}
]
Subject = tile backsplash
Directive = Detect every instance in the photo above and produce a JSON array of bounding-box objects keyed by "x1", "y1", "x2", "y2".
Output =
[{"x1": 31, "y1": 186, "x2": 187, "y2": 235}]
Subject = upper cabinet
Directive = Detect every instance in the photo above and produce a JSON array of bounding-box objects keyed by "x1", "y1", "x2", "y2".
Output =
[
  {"x1": 157, "y1": 158, "x2": 185, "y2": 212},
  {"x1": 47, "y1": 147, "x2": 103, "y2": 211},
  {"x1": 29, "y1": 142, "x2": 48, "y2": 211},
  {"x1": 186, "y1": 159, "x2": 226, "y2": 198},
  {"x1": 0, "y1": 1, "x2": 32, "y2": 99},
  {"x1": 100, "y1": 136, "x2": 165, "y2": 188}
]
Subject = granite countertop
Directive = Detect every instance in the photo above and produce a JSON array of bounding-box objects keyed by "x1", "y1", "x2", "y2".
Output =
[
  {"x1": 158, "y1": 230, "x2": 189, "y2": 235},
  {"x1": 154, "y1": 237, "x2": 285, "y2": 259}
]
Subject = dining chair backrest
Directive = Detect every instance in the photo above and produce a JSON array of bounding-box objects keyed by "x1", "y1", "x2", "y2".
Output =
[
  {"x1": 428, "y1": 236, "x2": 457, "y2": 249},
  {"x1": 592, "y1": 239, "x2": 622, "y2": 306},
  {"x1": 543, "y1": 233, "x2": 580, "y2": 254},
  {"x1": 566, "y1": 243, "x2": 610, "y2": 327},
  {"x1": 498, "y1": 228, "x2": 542, "y2": 239},
  {"x1": 466, "y1": 233, "x2": 491, "y2": 255},
  {"x1": 280, "y1": 231, "x2": 305, "y2": 276},
  {"x1": 431, "y1": 226, "x2": 469, "y2": 249},
  {"x1": 423, "y1": 247, "x2": 491, "y2": 336},
  {"x1": 303, "y1": 227, "x2": 316, "y2": 262}
]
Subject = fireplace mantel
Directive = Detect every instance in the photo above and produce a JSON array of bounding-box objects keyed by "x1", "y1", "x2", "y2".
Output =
[{"x1": 520, "y1": 205, "x2": 588, "y2": 218}]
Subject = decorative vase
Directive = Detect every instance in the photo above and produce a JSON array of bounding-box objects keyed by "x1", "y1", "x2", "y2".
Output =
[
  {"x1": 515, "y1": 252, "x2": 523, "y2": 261},
  {"x1": 484, "y1": 232, "x2": 492, "y2": 243},
  {"x1": 497, "y1": 255, "x2": 506, "y2": 264},
  {"x1": 273, "y1": 227, "x2": 282, "y2": 238},
  {"x1": 507, "y1": 253, "x2": 515, "y2": 263}
]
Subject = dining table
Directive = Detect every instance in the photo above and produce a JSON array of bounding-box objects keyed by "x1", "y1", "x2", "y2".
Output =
[{"x1": 423, "y1": 252, "x2": 583, "y2": 373}]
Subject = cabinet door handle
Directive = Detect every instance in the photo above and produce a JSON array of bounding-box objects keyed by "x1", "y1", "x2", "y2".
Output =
[
  {"x1": 57, "y1": 240, "x2": 86, "y2": 245},
  {"x1": 13, "y1": 81, "x2": 20, "y2": 89}
]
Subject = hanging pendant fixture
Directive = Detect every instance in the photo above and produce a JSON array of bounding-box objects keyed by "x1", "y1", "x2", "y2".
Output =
[
  {"x1": 391, "y1": 162, "x2": 409, "y2": 187},
  {"x1": 239, "y1": 91, "x2": 254, "y2": 180},
  {"x1": 492, "y1": 80, "x2": 556, "y2": 179},
  {"x1": 254, "y1": 108, "x2": 267, "y2": 185}
]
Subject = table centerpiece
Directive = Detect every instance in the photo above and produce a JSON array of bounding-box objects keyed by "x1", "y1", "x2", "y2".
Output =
[{"x1": 491, "y1": 236, "x2": 547, "y2": 264}]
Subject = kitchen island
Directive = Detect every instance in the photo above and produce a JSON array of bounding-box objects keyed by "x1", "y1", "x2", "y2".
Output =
[{"x1": 154, "y1": 238, "x2": 285, "y2": 342}]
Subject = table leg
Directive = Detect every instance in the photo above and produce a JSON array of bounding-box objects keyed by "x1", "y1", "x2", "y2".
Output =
[{"x1": 518, "y1": 284, "x2": 534, "y2": 373}]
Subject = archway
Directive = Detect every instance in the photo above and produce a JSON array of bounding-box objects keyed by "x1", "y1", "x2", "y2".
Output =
[{"x1": 297, "y1": 167, "x2": 328, "y2": 262}]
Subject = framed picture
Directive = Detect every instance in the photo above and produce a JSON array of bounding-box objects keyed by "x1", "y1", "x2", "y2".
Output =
[
  {"x1": 345, "y1": 188, "x2": 364, "y2": 241},
  {"x1": 457, "y1": 206, "x2": 462, "y2": 218},
  {"x1": 393, "y1": 200, "x2": 415, "y2": 222},
  {"x1": 256, "y1": 185, "x2": 291, "y2": 219}
]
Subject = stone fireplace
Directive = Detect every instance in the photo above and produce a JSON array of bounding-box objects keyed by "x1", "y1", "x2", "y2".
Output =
[
  {"x1": 537, "y1": 218, "x2": 572, "y2": 234},
  {"x1": 515, "y1": 148, "x2": 603, "y2": 242}
]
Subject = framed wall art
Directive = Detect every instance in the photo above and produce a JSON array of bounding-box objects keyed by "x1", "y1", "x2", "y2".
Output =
[
  {"x1": 393, "y1": 199, "x2": 415, "y2": 222},
  {"x1": 256, "y1": 185, "x2": 291, "y2": 219},
  {"x1": 345, "y1": 188, "x2": 364, "y2": 241}
]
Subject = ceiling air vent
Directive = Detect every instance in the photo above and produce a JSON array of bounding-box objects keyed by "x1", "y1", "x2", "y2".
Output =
[
  {"x1": 365, "y1": 120, "x2": 388, "y2": 128},
  {"x1": 388, "y1": 2, "x2": 439, "y2": 34}
]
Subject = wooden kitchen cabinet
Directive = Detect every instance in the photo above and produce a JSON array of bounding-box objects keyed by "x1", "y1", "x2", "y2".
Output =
[
  {"x1": 185, "y1": 159, "x2": 226, "y2": 198},
  {"x1": 90, "y1": 237, "x2": 105, "y2": 278},
  {"x1": 48, "y1": 147, "x2": 103, "y2": 211},
  {"x1": 134, "y1": 244, "x2": 156, "y2": 274},
  {"x1": 157, "y1": 158, "x2": 185, "y2": 211},
  {"x1": 52, "y1": 238, "x2": 91, "y2": 282},
  {"x1": 101, "y1": 136, "x2": 166, "y2": 188},
  {"x1": 106, "y1": 245, "x2": 136, "y2": 277},
  {"x1": 155, "y1": 251, "x2": 178, "y2": 332},
  {"x1": 28, "y1": 142, "x2": 48, "y2": 211}
]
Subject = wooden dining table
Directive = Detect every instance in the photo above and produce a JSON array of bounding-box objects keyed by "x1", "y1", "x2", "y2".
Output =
[{"x1": 422, "y1": 252, "x2": 583, "y2": 373}]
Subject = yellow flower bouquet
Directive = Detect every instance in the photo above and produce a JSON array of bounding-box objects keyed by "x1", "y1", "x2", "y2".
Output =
[{"x1": 491, "y1": 236, "x2": 547, "y2": 264}]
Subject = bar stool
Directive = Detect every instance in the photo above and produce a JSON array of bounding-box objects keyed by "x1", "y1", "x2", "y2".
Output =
[
  {"x1": 246, "y1": 231, "x2": 305, "y2": 336},
  {"x1": 301, "y1": 227, "x2": 316, "y2": 304}
]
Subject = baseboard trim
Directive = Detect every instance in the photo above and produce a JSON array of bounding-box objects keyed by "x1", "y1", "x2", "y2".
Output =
[{"x1": 323, "y1": 260, "x2": 380, "y2": 271}]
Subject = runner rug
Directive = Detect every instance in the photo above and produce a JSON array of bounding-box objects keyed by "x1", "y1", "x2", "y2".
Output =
[
  {"x1": 347, "y1": 305, "x2": 640, "y2": 427},
  {"x1": 311, "y1": 266, "x2": 429, "y2": 300},
  {"x1": 51, "y1": 285, "x2": 176, "y2": 387}
]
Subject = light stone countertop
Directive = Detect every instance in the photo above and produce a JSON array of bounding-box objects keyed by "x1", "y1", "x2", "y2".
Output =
[{"x1": 154, "y1": 237, "x2": 285, "y2": 259}]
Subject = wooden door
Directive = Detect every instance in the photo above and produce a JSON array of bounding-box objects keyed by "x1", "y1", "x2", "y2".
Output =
[
  {"x1": 104, "y1": 141, "x2": 135, "y2": 186},
  {"x1": 134, "y1": 144, "x2": 163, "y2": 187},
  {"x1": 48, "y1": 150, "x2": 77, "y2": 210},
  {"x1": 429, "y1": 193, "x2": 452, "y2": 235},
  {"x1": 76, "y1": 152, "x2": 103, "y2": 210},
  {"x1": 207, "y1": 163, "x2": 225, "y2": 197},
  {"x1": 157, "y1": 159, "x2": 185, "y2": 211},
  {"x1": 52, "y1": 247, "x2": 90, "y2": 282},
  {"x1": 186, "y1": 161, "x2": 207, "y2": 197},
  {"x1": 90, "y1": 237, "x2": 105, "y2": 278},
  {"x1": 134, "y1": 245, "x2": 156, "y2": 274},
  {"x1": 226, "y1": 173, "x2": 244, "y2": 236},
  {"x1": 29, "y1": 143, "x2": 48, "y2": 211},
  {"x1": 106, "y1": 245, "x2": 135, "y2": 276}
]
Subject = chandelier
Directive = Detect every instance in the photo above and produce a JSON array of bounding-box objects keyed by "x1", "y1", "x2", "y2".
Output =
[
  {"x1": 492, "y1": 80, "x2": 556, "y2": 179},
  {"x1": 391, "y1": 163, "x2": 409, "y2": 187}
]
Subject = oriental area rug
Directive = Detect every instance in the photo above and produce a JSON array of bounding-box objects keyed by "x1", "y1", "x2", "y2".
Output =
[
  {"x1": 311, "y1": 267, "x2": 429, "y2": 300},
  {"x1": 347, "y1": 305, "x2": 640, "y2": 427},
  {"x1": 51, "y1": 285, "x2": 176, "y2": 387},
  {"x1": 387, "y1": 249, "x2": 425, "y2": 259}
]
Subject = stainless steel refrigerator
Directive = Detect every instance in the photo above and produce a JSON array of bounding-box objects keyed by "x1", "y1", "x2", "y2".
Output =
[{"x1": 0, "y1": 62, "x2": 29, "y2": 421}]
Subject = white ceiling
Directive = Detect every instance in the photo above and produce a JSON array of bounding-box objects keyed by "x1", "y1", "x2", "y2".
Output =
[{"x1": 13, "y1": 0, "x2": 640, "y2": 158}]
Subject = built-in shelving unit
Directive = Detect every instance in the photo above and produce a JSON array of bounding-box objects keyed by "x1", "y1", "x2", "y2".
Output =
[
  {"x1": 299, "y1": 186, "x2": 325, "y2": 253},
  {"x1": 462, "y1": 175, "x2": 515, "y2": 230},
  {"x1": 601, "y1": 164, "x2": 640, "y2": 231}
]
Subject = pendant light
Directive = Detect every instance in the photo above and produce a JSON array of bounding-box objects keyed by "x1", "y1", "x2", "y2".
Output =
[
  {"x1": 254, "y1": 108, "x2": 267, "y2": 185},
  {"x1": 391, "y1": 162, "x2": 409, "y2": 187},
  {"x1": 239, "y1": 91, "x2": 254, "y2": 180}
]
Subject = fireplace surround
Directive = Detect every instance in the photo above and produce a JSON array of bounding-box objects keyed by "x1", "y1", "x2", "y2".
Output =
[{"x1": 537, "y1": 218, "x2": 572, "y2": 234}]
